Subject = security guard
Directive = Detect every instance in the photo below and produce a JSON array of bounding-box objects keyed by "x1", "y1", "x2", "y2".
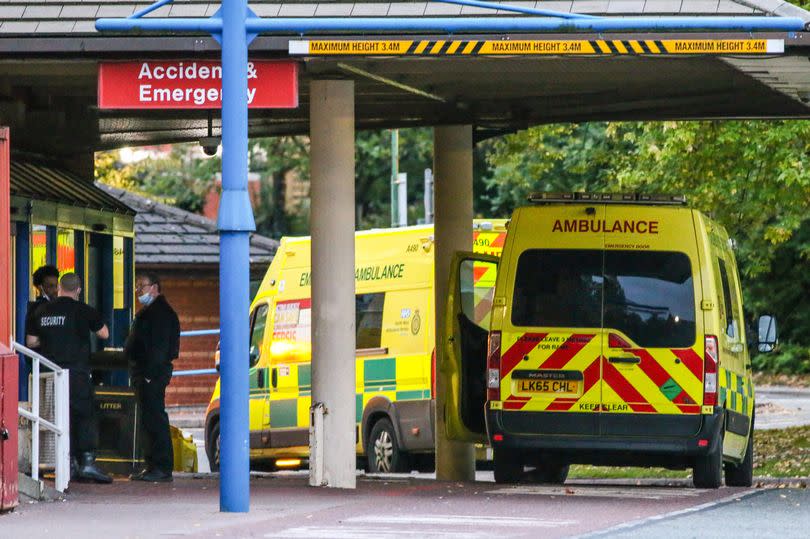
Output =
[
  {"x1": 24, "y1": 265, "x2": 60, "y2": 347},
  {"x1": 126, "y1": 272, "x2": 180, "y2": 483},
  {"x1": 26, "y1": 272, "x2": 112, "y2": 484}
]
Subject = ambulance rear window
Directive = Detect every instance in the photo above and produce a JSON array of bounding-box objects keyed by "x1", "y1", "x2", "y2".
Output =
[{"x1": 511, "y1": 249, "x2": 695, "y2": 347}]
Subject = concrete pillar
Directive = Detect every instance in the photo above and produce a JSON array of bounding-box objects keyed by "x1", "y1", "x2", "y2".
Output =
[
  {"x1": 309, "y1": 79, "x2": 356, "y2": 489},
  {"x1": 433, "y1": 125, "x2": 475, "y2": 481}
]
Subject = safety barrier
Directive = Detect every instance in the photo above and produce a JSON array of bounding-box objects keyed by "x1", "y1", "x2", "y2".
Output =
[
  {"x1": 172, "y1": 329, "x2": 219, "y2": 377},
  {"x1": 13, "y1": 341, "x2": 70, "y2": 493}
]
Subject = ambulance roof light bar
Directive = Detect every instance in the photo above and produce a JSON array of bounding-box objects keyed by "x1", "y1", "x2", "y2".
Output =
[{"x1": 528, "y1": 192, "x2": 687, "y2": 206}]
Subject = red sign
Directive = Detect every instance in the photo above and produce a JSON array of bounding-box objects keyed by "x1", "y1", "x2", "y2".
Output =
[{"x1": 98, "y1": 60, "x2": 298, "y2": 109}]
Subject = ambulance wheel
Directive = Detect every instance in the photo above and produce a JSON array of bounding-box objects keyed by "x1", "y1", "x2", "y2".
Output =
[
  {"x1": 693, "y1": 438, "x2": 722, "y2": 489},
  {"x1": 493, "y1": 448, "x2": 522, "y2": 483},
  {"x1": 531, "y1": 459, "x2": 569, "y2": 484},
  {"x1": 368, "y1": 418, "x2": 409, "y2": 473},
  {"x1": 725, "y1": 426, "x2": 754, "y2": 487},
  {"x1": 206, "y1": 421, "x2": 220, "y2": 472}
]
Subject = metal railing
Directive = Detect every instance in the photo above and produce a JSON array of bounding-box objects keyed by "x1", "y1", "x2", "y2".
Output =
[
  {"x1": 13, "y1": 341, "x2": 70, "y2": 493},
  {"x1": 172, "y1": 329, "x2": 219, "y2": 377}
]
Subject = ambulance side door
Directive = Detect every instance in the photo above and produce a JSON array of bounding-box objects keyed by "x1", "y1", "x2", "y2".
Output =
[
  {"x1": 248, "y1": 303, "x2": 272, "y2": 433},
  {"x1": 444, "y1": 251, "x2": 499, "y2": 443}
]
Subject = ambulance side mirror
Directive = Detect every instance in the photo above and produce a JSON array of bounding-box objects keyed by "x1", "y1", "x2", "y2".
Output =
[{"x1": 757, "y1": 315, "x2": 778, "y2": 353}]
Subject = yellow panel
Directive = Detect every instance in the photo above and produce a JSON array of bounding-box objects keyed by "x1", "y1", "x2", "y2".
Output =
[{"x1": 113, "y1": 236, "x2": 125, "y2": 309}]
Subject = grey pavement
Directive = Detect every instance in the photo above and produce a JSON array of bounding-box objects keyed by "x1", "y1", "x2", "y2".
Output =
[
  {"x1": 596, "y1": 487, "x2": 810, "y2": 538},
  {"x1": 755, "y1": 386, "x2": 810, "y2": 430}
]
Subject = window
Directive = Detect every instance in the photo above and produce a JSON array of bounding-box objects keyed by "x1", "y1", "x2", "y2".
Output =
[
  {"x1": 511, "y1": 249, "x2": 696, "y2": 348},
  {"x1": 603, "y1": 251, "x2": 695, "y2": 348},
  {"x1": 249, "y1": 304, "x2": 269, "y2": 367},
  {"x1": 356, "y1": 293, "x2": 385, "y2": 349},
  {"x1": 511, "y1": 249, "x2": 603, "y2": 329},
  {"x1": 717, "y1": 258, "x2": 738, "y2": 339}
]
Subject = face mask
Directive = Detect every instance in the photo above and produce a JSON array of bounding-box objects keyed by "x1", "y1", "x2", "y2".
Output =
[{"x1": 138, "y1": 293, "x2": 154, "y2": 306}]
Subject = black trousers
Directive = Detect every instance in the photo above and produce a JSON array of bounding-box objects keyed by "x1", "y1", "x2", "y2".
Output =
[
  {"x1": 69, "y1": 370, "x2": 98, "y2": 456},
  {"x1": 136, "y1": 376, "x2": 173, "y2": 474}
]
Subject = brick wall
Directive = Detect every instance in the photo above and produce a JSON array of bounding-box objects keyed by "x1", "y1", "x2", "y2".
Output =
[{"x1": 155, "y1": 272, "x2": 220, "y2": 407}]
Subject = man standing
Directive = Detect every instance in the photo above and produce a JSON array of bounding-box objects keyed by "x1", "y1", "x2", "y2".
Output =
[
  {"x1": 25, "y1": 265, "x2": 60, "y2": 346},
  {"x1": 126, "y1": 272, "x2": 180, "y2": 483},
  {"x1": 26, "y1": 272, "x2": 112, "y2": 484}
]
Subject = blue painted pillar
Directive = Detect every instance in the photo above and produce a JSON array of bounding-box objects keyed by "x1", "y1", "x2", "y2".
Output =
[
  {"x1": 15, "y1": 221, "x2": 30, "y2": 400},
  {"x1": 217, "y1": 0, "x2": 255, "y2": 513}
]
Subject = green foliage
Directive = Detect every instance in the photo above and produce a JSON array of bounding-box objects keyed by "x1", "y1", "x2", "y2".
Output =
[
  {"x1": 753, "y1": 343, "x2": 810, "y2": 375},
  {"x1": 249, "y1": 136, "x2": 310, "y2": 237},
  {"x1": 355, "y1": 128, "x2": 433, "y2": 229},
  {"x1": 481, "y1": 120, "x2": 810, "y2": 374},
  {"x1": 96, "y1": 144, "x2": 219, "y2": 213}
]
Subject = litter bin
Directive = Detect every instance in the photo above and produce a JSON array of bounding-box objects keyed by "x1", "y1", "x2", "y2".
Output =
[{"x1": 90, "y1": 350, "x2": 144, "y2": 475}]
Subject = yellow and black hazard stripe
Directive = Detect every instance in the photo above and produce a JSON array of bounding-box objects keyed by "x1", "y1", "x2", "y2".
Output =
[{"x1": 290, "y1": 39, "x2": 783, "y2": 57}]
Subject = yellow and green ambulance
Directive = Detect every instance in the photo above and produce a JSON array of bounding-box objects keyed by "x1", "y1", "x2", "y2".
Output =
[{"x1": 205, "y1": 220, "x2": 506, "y2": 472}]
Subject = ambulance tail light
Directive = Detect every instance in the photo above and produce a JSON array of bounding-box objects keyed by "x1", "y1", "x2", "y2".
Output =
[
  {"x1": 703, "y1": 335, "x2": 719, "y2": 406},
  {"x1": 487, "y1": 331, "x2": 501, "y2": 401}
]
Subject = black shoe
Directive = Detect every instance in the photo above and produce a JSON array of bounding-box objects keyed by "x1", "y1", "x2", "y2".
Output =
[
  {"x1": 139, "y1": 469, "x2": 173, "y2": 483},
  {"x1": 77, "y1": 452, "x2": 113, "y2": 484}
]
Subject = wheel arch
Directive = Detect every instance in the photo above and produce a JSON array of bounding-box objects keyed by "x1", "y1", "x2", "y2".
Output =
[{"x1": 361, "y1": 396, "x2": 406, "y2": 453}]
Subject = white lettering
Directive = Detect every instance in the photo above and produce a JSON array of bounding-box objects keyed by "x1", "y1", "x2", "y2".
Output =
[
  {"x1": 166, "y1": 66, "x2": 178, "y2": 79},
  {"x1": 247, "y1": 87, "x2": 257, "y2": 104},
  {"x1": 138, "y1": 63, "x2": 152, "y2": 79},
  {"x1": 153, "y1": 66, "x2": 165, "y2": 79},
  {"x1": 199, "y1": 66, "x2": 209, "y2": 79},
  {"x1": 172, "y1": 88, "x2": 184, "y2": 101},
  {"x1": 139, "y1": 84, "x2": 152, "y2": 102}
]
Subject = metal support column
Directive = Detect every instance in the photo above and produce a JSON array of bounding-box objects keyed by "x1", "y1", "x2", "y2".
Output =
[
  {"x1": 433, "y1": 125, "x2": 475, "y2": 481},
  {"x1": 309, "y1": 79, "x2": 356, "y2": 489},
  {"x1": 217, "y1": 0, "x2": 255, "y2": 512}
]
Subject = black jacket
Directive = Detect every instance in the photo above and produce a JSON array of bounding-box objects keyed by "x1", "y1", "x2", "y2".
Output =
[{"x1": 125, "y1": 295, "x2": 180, "y2": 381}]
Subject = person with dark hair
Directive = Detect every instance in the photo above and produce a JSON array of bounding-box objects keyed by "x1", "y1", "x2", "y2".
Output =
[
  {"x1": 126, "y1": 272, "x2": 180, "y2": 483},
  {"x1": 26, "y1": 272, "x2": 112, "y2": 484},
  {"x1": 25, "y1": 265, "x2": 60, "y2": 344}
]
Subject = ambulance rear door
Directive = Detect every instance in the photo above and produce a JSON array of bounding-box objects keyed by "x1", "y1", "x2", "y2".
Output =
[
  {"x1": 499, "y1": 204, "x2": 606, "y2": 433},
  {"x1": 600, "y1": 205, "x2": 703, "y2": 435},
  {"x1": 444, "y1": 251, "x2": 499, "y2": 443}
]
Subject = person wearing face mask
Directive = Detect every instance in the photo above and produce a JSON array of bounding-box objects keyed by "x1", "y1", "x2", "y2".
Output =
[
  {"x1": 125, "y1": 272, "x2": 180, "y2": 483},
  {"x1": 25, "y1": 265, "x2": 60, "y2": 349}
]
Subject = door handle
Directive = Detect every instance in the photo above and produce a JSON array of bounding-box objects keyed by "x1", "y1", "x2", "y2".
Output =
[
  {"x1": 608, "y1": 356, "x2": 641, "y2": 365},
  {"x1": 257, "y1": 369, "x2": 266, "y2": 388},
  {"x1": 271, "y1": 368, "x2": 278, "y2": 388}
]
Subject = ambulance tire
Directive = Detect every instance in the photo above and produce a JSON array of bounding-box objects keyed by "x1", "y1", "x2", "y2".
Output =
[
  {"x1": 693, "y1": 436, "x2": 723, "y2": 489},
  {"x1": 493, "y1": 448, "x2": 523, "y2": 483},
  {"x1": 531, "y1": 461, "x2": 570, "y2": 484},
  {"x1": 368, "y1": 418, "x2": 409, "y2": 473},
  {"x1": 206, "y1": 421, "x2": 220, "y2": 473},
  {"x1": 725, "y1": 427, "x2": 754, "y2": 487}
]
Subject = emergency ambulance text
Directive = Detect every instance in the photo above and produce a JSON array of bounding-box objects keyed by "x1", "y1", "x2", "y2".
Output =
[{"x1": 552, "y1": 219, "x2": 659, "y2": 234}]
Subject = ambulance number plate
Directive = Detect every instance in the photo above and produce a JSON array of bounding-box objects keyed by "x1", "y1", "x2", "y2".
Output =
[{"x1": 512, "y1": 370, "x2": 583, "y2": 397}]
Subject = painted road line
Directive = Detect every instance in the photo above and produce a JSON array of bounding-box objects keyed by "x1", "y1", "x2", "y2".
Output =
[
  {"x1": 489, "y1": 485, "x2": 705, "y2": 499},
  {"x1": 289, "y1": 39, "x2": 784, "y2": 56},
  {"x1": 265, "y1": 515, "x2": 576, "y2": 538},
  {"x1": 347, "y1": 515, "x2": 577, "y2": 527},
  {"x1": 265, "y1": 526, "x2": 485, "y2": 538},
  {"x1": 574, "y1": 488, "x2": 761, "y2": 538}
]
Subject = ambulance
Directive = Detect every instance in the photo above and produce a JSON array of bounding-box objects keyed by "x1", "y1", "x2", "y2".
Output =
[
  {"x1": 445, "y1": 193, "x2": 778, "y2": 488},
  {"x1": 205, "y1": 220, "x2": 506, "y2": 473}
]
